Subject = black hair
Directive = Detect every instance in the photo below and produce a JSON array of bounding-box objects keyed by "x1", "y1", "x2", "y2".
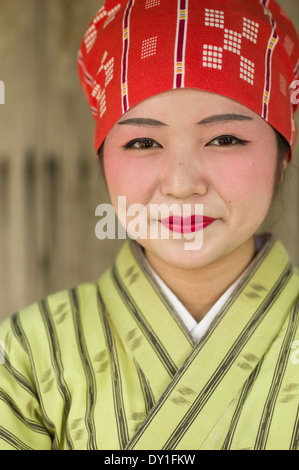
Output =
[{"x1": 275, "y1": 130, "x2": 290, "y2": 188}]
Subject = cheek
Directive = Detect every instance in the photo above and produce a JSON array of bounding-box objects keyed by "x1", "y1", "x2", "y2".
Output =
[
  {"x1": 217, "y1": 155, "x2": 276, "y2": 210},
  {"x1": 104, "y1": 154, "x2": 156, "y2": 207},
  {"x1": 103, "y1": 156, "x2": 122, "y2": 204}
]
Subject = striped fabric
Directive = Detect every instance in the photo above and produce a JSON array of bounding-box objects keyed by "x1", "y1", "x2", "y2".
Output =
[{"x1": 0, "y1": 235, "x2": 299, "y2": 450}]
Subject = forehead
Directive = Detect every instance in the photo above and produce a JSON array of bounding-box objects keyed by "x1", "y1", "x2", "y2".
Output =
[
  {"x1": 118, "y1": 88, "x2": 258, "y2": 121},
  {"x1": 110, "y1": 88, "x2": 277, "y2": 142},
  {"x1": 103, "y1": 88, "x2": 277, "y2": 154}
]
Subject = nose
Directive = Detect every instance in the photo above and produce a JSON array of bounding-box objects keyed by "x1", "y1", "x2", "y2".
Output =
[{"x1": 159, "y1": 144, "x2": 208, "y2": 199}]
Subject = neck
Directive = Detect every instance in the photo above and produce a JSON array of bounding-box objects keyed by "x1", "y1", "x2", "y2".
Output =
[{"x1": 145, "y1": 237, "x2": 256, "y2": 323}]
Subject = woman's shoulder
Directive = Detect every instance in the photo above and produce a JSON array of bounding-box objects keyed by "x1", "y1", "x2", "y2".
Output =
[
  {"x1": 0, "y1": 276, "x2": 109, "y2": 366},
  {"x1": 2, "y1": 279, "x2": 99, "y2": 323}
]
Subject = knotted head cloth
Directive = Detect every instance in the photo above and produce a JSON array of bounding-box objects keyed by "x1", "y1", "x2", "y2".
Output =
[{"x1": 78, "y1": 0, "x2": 299, "y2": 158}]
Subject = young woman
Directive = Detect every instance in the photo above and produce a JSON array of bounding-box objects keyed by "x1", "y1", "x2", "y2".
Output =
[{"x1": 0, "y1": 0, "x2": 299, "y2": 450}]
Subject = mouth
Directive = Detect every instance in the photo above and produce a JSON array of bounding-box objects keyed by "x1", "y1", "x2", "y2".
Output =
[{"x1": 160, "y1": 215, "x2": 216, "y2": 234}]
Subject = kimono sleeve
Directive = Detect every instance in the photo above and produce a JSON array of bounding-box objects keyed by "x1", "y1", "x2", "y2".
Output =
[{"x1": 0, "y1": 315, "x2": 53, "y2": 450}]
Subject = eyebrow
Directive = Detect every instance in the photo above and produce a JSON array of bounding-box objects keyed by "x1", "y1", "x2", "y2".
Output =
[
  {"x1": 118, "y1": 118, "x2": 168, "y2": 127},
  {"x1": 117, "y1": 114, "x2": 254, "y2": 127},
  {"x1": 197, "y1": 114, "x2": 254, "y2": 125}
]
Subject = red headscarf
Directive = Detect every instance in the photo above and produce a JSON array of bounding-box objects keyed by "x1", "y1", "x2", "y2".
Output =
[{"x1": 78, "y1": 0, "x2": 299, "y2": 158}]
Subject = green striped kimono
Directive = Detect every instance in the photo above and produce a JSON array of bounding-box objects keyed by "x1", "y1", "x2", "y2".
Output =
[{"x1": 0, "y1": 235, "x2": 299, "y2": 450}]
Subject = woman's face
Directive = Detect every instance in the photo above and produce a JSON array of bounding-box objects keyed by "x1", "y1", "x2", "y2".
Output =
[{"x1": 103, "y1": 89, "x2": 278, "y2": 269}]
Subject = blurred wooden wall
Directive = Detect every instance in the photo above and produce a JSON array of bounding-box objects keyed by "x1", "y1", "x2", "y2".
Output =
[{"x1": 0, "y1": 0, "x2": 298, "y2": 322}]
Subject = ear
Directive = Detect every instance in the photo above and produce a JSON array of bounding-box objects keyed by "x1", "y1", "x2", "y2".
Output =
[
  {"x1": 285, "y1": 148, "x2": 292, "y2": 166},
  {"x1": 279, "y1": 152, "x2": 289, "y2": 185},
  {"x1": 283, "y1": 155, "x2": 289, "y2": 171}
]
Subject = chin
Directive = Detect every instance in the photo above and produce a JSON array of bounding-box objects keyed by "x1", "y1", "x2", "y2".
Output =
[{"x1": 142, "y1": 237, "x2": 225, "y2": 270}]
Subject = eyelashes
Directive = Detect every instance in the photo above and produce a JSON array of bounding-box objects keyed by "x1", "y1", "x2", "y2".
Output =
[
  {"x1": 209, "y1": 135, "x2": 250, "y2": 146},
  {"x1": 123, "y1": 135, "x2": 250, "y2": 150},
  {"x1": 123, "y1": 138, "x2": 162, "y2": 150}
]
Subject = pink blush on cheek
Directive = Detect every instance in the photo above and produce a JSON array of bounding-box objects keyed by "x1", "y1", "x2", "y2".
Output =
[
  {"x1": 104, "y1": 156, "x2": 154, "y2": 207},
  {"x1": 216, "y1": 154, "x2": 276, "y2": 210}
]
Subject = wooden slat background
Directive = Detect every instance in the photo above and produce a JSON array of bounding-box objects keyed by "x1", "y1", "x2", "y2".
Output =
[{"x1": 0, "y1": 0, "x2": 298, "y2": 322}]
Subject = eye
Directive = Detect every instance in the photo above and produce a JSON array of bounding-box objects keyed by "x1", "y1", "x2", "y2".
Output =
[
  {"x1": 123, "y1": 138, "x2": 162, "y2": 150},
  {"x1": 208, "y1": 135, "x2": 249, "y2": 146}
]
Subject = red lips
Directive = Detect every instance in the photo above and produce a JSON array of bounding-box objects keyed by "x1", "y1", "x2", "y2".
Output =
[{"x1": 161, "y1": 215, "x2": 216, "y2": 233}]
